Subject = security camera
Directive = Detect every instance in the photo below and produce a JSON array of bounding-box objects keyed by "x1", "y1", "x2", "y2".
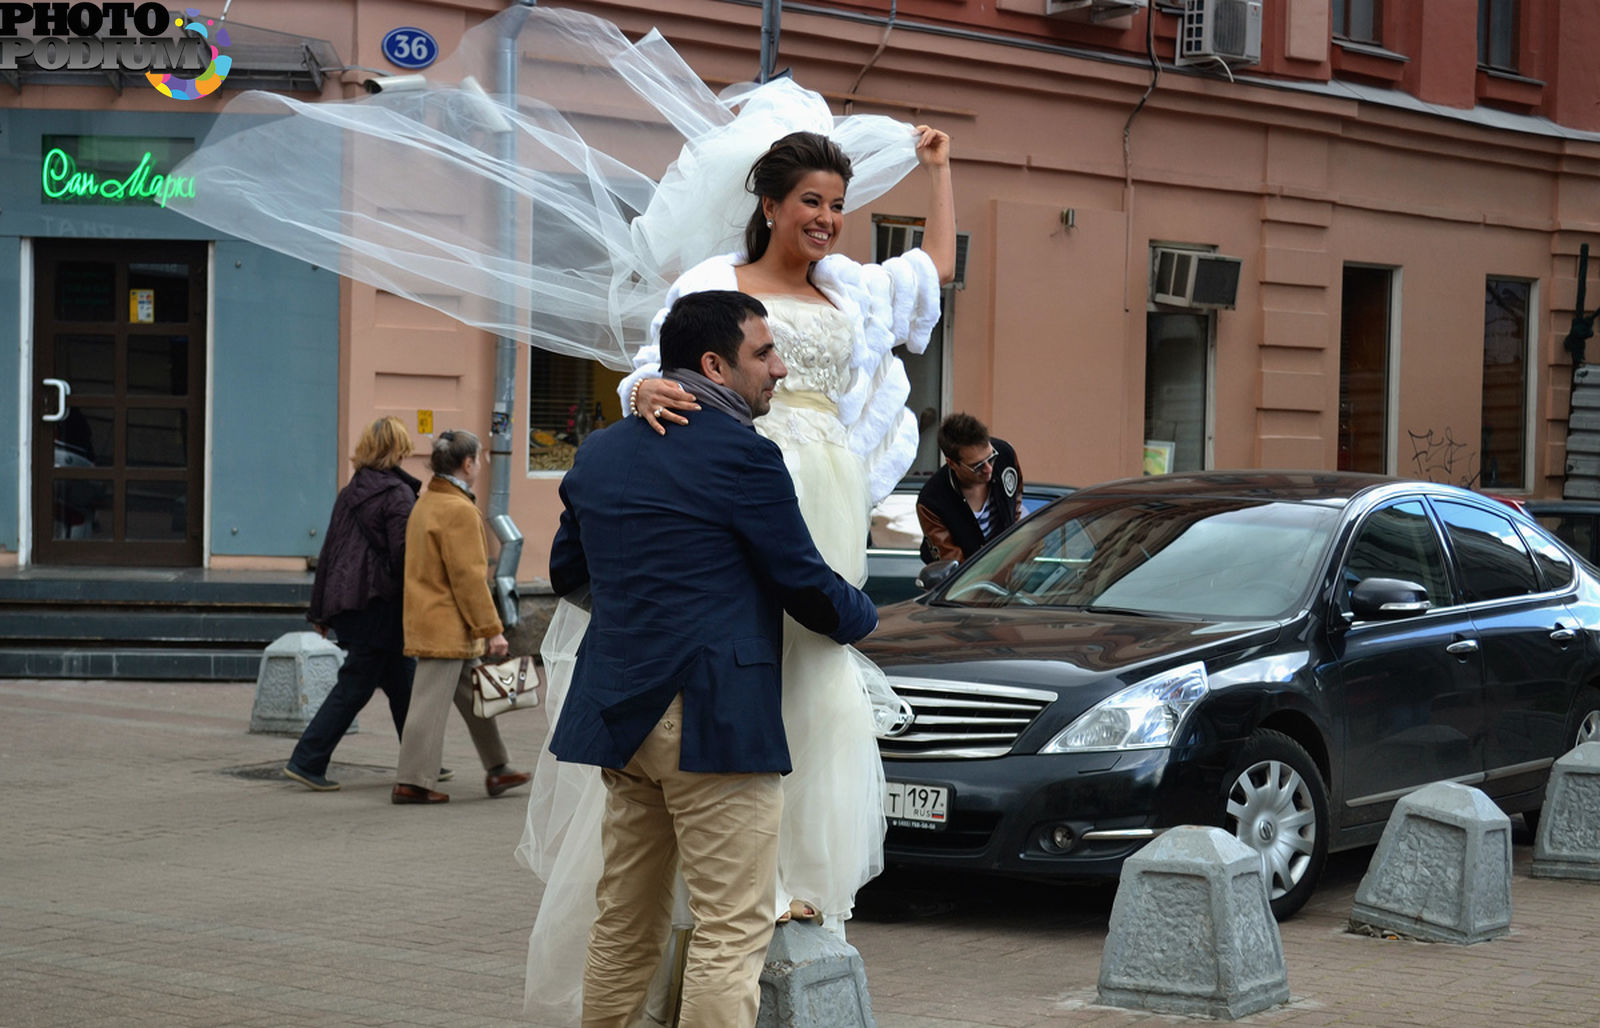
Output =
[{"x1": 363, "y1": 74, "x2": 427, "y2": 95}]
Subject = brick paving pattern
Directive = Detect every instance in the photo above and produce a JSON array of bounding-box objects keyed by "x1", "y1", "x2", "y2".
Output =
[{"x1": 1, "y1": 679, "x2": 1595, "y2": 1026}]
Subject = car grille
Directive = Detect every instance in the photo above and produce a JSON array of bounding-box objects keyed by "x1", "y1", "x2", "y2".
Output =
[{"x1": 878, "y1": 677, "x2": 1057, "y2": 759}]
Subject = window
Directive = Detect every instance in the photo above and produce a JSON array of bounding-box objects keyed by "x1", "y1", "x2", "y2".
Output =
[
  {"x1": 1344, "y1": 501, "x2": 1453, "y2": 609},
  {"x1": 1332, "y1": 0, "x2": 1382, "y2": 45},
  {"x1": 1535, "y1": 513, "x2": 1595, "y2": 565},
  {"x1": 1481, "y1": 277, "x2": 1531, "y2": 490},
  {"x1": 1144, "y1": 311, "x2": 1210, "y2": 474},
  {"x1": 1435, "y1": 500, "x2": 1540, "y2": 601},
  {"x1": 527, "y1": 346, "x2": 621, "y2": 473},
  {"x1": 1517, "y1": 522, "x2": 1574, "y2": 591},
  {"x1": 874, "y1": 215, "x2": 952, "y2": 475},
  {"x1": 1338, "y1": 266, "x2": 1394, "y2": 473},
  {"x1": 1478, "y1": 0, "x2": 1519, "y2": 72},
  {"x1": 525, "y1": 180, "x2": 626, "y2": 473}
]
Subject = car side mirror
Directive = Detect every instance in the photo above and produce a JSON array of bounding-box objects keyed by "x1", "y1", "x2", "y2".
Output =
[
  {"x1": 916, "y1": 559, "x2": 960, "y2": 591},
  {"x1": 1348, "y1": 577, "x2": 1432, "y2": 621}
]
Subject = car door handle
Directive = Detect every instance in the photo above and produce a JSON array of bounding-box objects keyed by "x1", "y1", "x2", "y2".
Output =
[
  {"x1": 1551, "y1": 627, "x2": 1578, "y2": 643},
  {"x1": 1445, "y1": 639, "x2": 1479, "y2": 656}
]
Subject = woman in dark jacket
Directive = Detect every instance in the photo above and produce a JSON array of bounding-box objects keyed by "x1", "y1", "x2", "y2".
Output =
[{"x1": 284, "y1": 416, "x2": 422, "y2": 791}]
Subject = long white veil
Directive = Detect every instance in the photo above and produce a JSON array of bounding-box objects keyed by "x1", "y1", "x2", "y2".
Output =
[{"x1": 168, "y1": 5, "x2": 920, "y2": 369}]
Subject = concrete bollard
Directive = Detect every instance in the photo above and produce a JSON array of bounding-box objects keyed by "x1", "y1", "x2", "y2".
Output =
[
  {"x1": 1097, "y1": 826, "x2": 1290, "y2": 1019},
  {"x1": 1530, "y1": 742, "x2": 1600, "y2": 882},
  {"x1": 756, "y1": 921, "x2": 876, "y2": 1028},
  {"x1": 1348, "y1": 781, "x2": 1511, "y2": 944},
  {"x1": 249, "y1": 632, "x2": 346, "y2": 736}
]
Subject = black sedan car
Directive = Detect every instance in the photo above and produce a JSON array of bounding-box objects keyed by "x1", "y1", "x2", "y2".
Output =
[{"x1": 862, "y1": 471, "x2": 1600, "y2": 919}]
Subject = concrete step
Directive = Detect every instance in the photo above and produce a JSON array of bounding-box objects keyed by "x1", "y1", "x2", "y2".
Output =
[
  {"x1": 0, "y1": 609, "x2": 307, "y2": 644},
  {"x1": 0, "y1": 646, "x2": 268, "y2": 681}
]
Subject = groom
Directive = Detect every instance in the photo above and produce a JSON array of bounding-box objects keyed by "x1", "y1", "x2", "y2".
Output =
[{"x1": 548, "y1": 290, "x2": 878, "y2": 1027}]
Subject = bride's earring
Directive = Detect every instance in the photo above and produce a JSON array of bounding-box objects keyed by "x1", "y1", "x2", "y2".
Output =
[{"x1": 765, "y1": 219, "x2": 773, "y2": 228}]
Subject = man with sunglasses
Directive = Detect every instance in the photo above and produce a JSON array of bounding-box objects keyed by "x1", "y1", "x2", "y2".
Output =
[{"x1": 916, "y1": 412, "x2": 1025, "y2": 564}]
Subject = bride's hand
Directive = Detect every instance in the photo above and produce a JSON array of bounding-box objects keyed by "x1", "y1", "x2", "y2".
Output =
[
  {"x1": 913, "y1": 125, "x2": 950, "y2": 169},
  {"x1": 634, "y1": 377, "x2": 700, "y2": 436}
]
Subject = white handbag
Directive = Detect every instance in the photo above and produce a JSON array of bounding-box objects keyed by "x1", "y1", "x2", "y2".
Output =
[{"x1": 469, "y1": 655, "x2": 544, "y2": 718}]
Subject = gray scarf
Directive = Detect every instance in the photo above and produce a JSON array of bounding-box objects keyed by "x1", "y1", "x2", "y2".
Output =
[
  {"x1": 438, "y1": 473, "x2": 475, "y2": 500},
  {"x1": 662, "y1": 368, "x2": 755, "y2": 428}
]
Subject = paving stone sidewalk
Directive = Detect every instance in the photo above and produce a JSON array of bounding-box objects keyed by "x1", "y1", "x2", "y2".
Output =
[{"x1": 1, "y1": 679, "x2": 1595, "y2": 1027}]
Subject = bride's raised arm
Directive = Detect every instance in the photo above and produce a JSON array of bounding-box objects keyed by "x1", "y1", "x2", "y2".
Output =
[{"x1": 913, "y1": 126, "x2": 957, "y2": 287}]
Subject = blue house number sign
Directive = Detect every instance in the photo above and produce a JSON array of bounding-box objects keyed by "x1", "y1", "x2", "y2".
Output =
[{"x1": 382, "y1": 27, "x2": 438, "y2": 70}]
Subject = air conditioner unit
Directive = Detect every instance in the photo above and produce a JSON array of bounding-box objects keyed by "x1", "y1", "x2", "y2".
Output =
[
  {"x1": 1045, "y1": 0, "x2": 1147, "y2": 21},
  {"x1": 1176, "y1": 0, "x2": 1263, "y2": 67},
  {"x1": 1152, "y1": 248, "x2": 1241, "y2": 309}
]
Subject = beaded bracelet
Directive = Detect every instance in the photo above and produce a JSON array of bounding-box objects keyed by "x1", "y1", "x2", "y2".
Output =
[{"x1": 628, "y1": 380, "x2": 643, "y2": 418}]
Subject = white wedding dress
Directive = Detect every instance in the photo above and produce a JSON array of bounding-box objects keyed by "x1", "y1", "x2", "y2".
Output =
[{"x1": 520, "y1": 288, "x2": 931, "y2": 1024}]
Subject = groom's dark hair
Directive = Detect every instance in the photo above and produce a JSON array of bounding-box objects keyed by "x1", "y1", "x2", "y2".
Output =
[{"x1": 659, "y1": 291, "x2": 768, "y2": 373}]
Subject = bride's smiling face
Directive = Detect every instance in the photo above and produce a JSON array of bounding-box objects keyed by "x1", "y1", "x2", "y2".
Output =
[{"x1": 763, "y1": 169, "x2": 847, "y2": 263}]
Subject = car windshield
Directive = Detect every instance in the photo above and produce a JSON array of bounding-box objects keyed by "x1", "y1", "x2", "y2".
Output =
[{"x1": 936, "y1": 495, "x2": 1342, "y2": 618}]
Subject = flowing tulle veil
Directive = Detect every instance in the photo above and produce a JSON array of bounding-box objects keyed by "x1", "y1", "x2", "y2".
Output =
[
  {"x1": 167, "y1": 5, "x2": 919, "y2": 371},
  {"x1": 169, "y1": 7, "x2": 926, "y2": 1021}
]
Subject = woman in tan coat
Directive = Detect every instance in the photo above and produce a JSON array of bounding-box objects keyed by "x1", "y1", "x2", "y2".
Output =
[{"x1": 393, "y1": 429, "x2": 531, "y2": 804}]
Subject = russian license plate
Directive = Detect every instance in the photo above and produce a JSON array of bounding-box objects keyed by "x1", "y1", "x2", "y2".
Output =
[{"x1": 885, "y1": 782, "x2": 949, "y2": 830}]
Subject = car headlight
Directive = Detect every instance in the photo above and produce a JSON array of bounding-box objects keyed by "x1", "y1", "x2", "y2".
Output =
[{"x1": 1039, "y1": 661, "x2": 1208, "y2": 753}]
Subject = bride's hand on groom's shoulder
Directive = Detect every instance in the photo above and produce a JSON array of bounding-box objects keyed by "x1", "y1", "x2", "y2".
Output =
[{"x1": 635, "y1": 378, "x2": 700, "y2": 436}]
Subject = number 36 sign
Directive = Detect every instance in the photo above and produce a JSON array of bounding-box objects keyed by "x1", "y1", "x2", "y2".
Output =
[{"x1": 381, "y1": 27, "x2": 438, "y2": 70}]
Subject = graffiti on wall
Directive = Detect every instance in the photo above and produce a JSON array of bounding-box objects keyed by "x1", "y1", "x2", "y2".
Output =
[{"x1": 1407, "y1": 427, "x2": 1481, "y2": 487}]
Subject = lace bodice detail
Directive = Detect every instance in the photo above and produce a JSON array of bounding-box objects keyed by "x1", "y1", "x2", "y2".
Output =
[{"x1": 762, "y1": 295, "x2": 854, "y2": 399}]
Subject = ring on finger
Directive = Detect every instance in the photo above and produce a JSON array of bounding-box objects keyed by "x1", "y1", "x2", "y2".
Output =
[{"x1": 653, "y1": 407, "x2": 665, "y2": 418}]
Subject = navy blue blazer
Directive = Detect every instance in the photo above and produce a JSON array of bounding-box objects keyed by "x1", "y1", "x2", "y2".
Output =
[{"x1": 548, "y1": 409, "x2": 879, "y2": 774}]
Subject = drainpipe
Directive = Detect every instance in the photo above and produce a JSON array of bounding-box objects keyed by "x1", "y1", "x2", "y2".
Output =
[
  {"x1": 487, "y1": 0, "x2": 536, "y2": 628},
  {"x1": 760, "y1": 0, "x2": 780, "y2": 82}
]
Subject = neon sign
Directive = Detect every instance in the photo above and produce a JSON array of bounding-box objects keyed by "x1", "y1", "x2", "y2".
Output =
[{"x1": 40, "y1": 146, "x2": 196, "y2": 207}]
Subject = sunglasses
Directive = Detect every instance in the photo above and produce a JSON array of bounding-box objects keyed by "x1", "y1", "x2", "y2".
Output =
[{"x1": 957, "y1": 450, "x2": 998, "y2": 473}]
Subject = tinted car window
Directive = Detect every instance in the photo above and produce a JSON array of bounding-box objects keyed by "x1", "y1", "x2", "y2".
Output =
[
  {"x1": 1434, "y1": 500, "x2": 1541, "y2": 601},
  {"x1": 941, "y1": 496, "x2": 1338, "y2": 618},
  {"x1": 1518, "y1": 521, "x2": 1574, "y2": 590},
  {"x1": 1535, "y1": 513, "x2": 1594, "y2": 564},
  {"x1": 1343, "y1": 500, "x2": 1453, "y2": 608}
]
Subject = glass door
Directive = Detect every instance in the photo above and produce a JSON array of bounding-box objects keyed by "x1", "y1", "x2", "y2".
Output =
[{"x1": 32, "y1": 241, "x2": 206, "y2": 565}]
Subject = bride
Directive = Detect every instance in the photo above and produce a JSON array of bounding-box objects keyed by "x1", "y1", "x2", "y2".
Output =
[
  {"x1": 157, "y1": 6, "x2": 951, "y2": 1022},
  {"x1": 522, "y1": 114, "x2": 954, "y2": 1025}
]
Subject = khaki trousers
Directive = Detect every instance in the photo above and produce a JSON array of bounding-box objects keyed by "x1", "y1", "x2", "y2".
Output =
[
  {"x1": 394, "y1": 657, "x2": 510, "y2": 789},
  {"x1": 582, "y1": 695, "x2": 782, "y2": 1028}
]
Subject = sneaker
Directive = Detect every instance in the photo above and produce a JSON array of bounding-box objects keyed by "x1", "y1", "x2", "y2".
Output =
[
  {"x1": 437, "y1": 767, "x2": 454, "y2": 782},
  {"x1": 284, "y1": 763, "x2": 340, "y2": 791}
]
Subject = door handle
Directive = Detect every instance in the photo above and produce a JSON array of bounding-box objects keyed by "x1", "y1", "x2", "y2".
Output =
[
  {"x1": 1551, "y1": 627, "x2": 1578, "y2": 643},
  {"x1": 41, "y1": 378, "x2": 70, "y2": 422},
  {"x1": 1445, "y1": 639, "x2": 1479, "y2": 656}
]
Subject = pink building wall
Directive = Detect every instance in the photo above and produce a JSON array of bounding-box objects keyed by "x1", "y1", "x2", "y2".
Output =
[{"x1": 12, "y1": 0, "x2": 1600, "y2": 576}]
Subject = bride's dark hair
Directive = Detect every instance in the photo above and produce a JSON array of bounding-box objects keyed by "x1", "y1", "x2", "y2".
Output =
[{"x1": 743, "y1": 131, "x2": 854, "y2": 261}]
